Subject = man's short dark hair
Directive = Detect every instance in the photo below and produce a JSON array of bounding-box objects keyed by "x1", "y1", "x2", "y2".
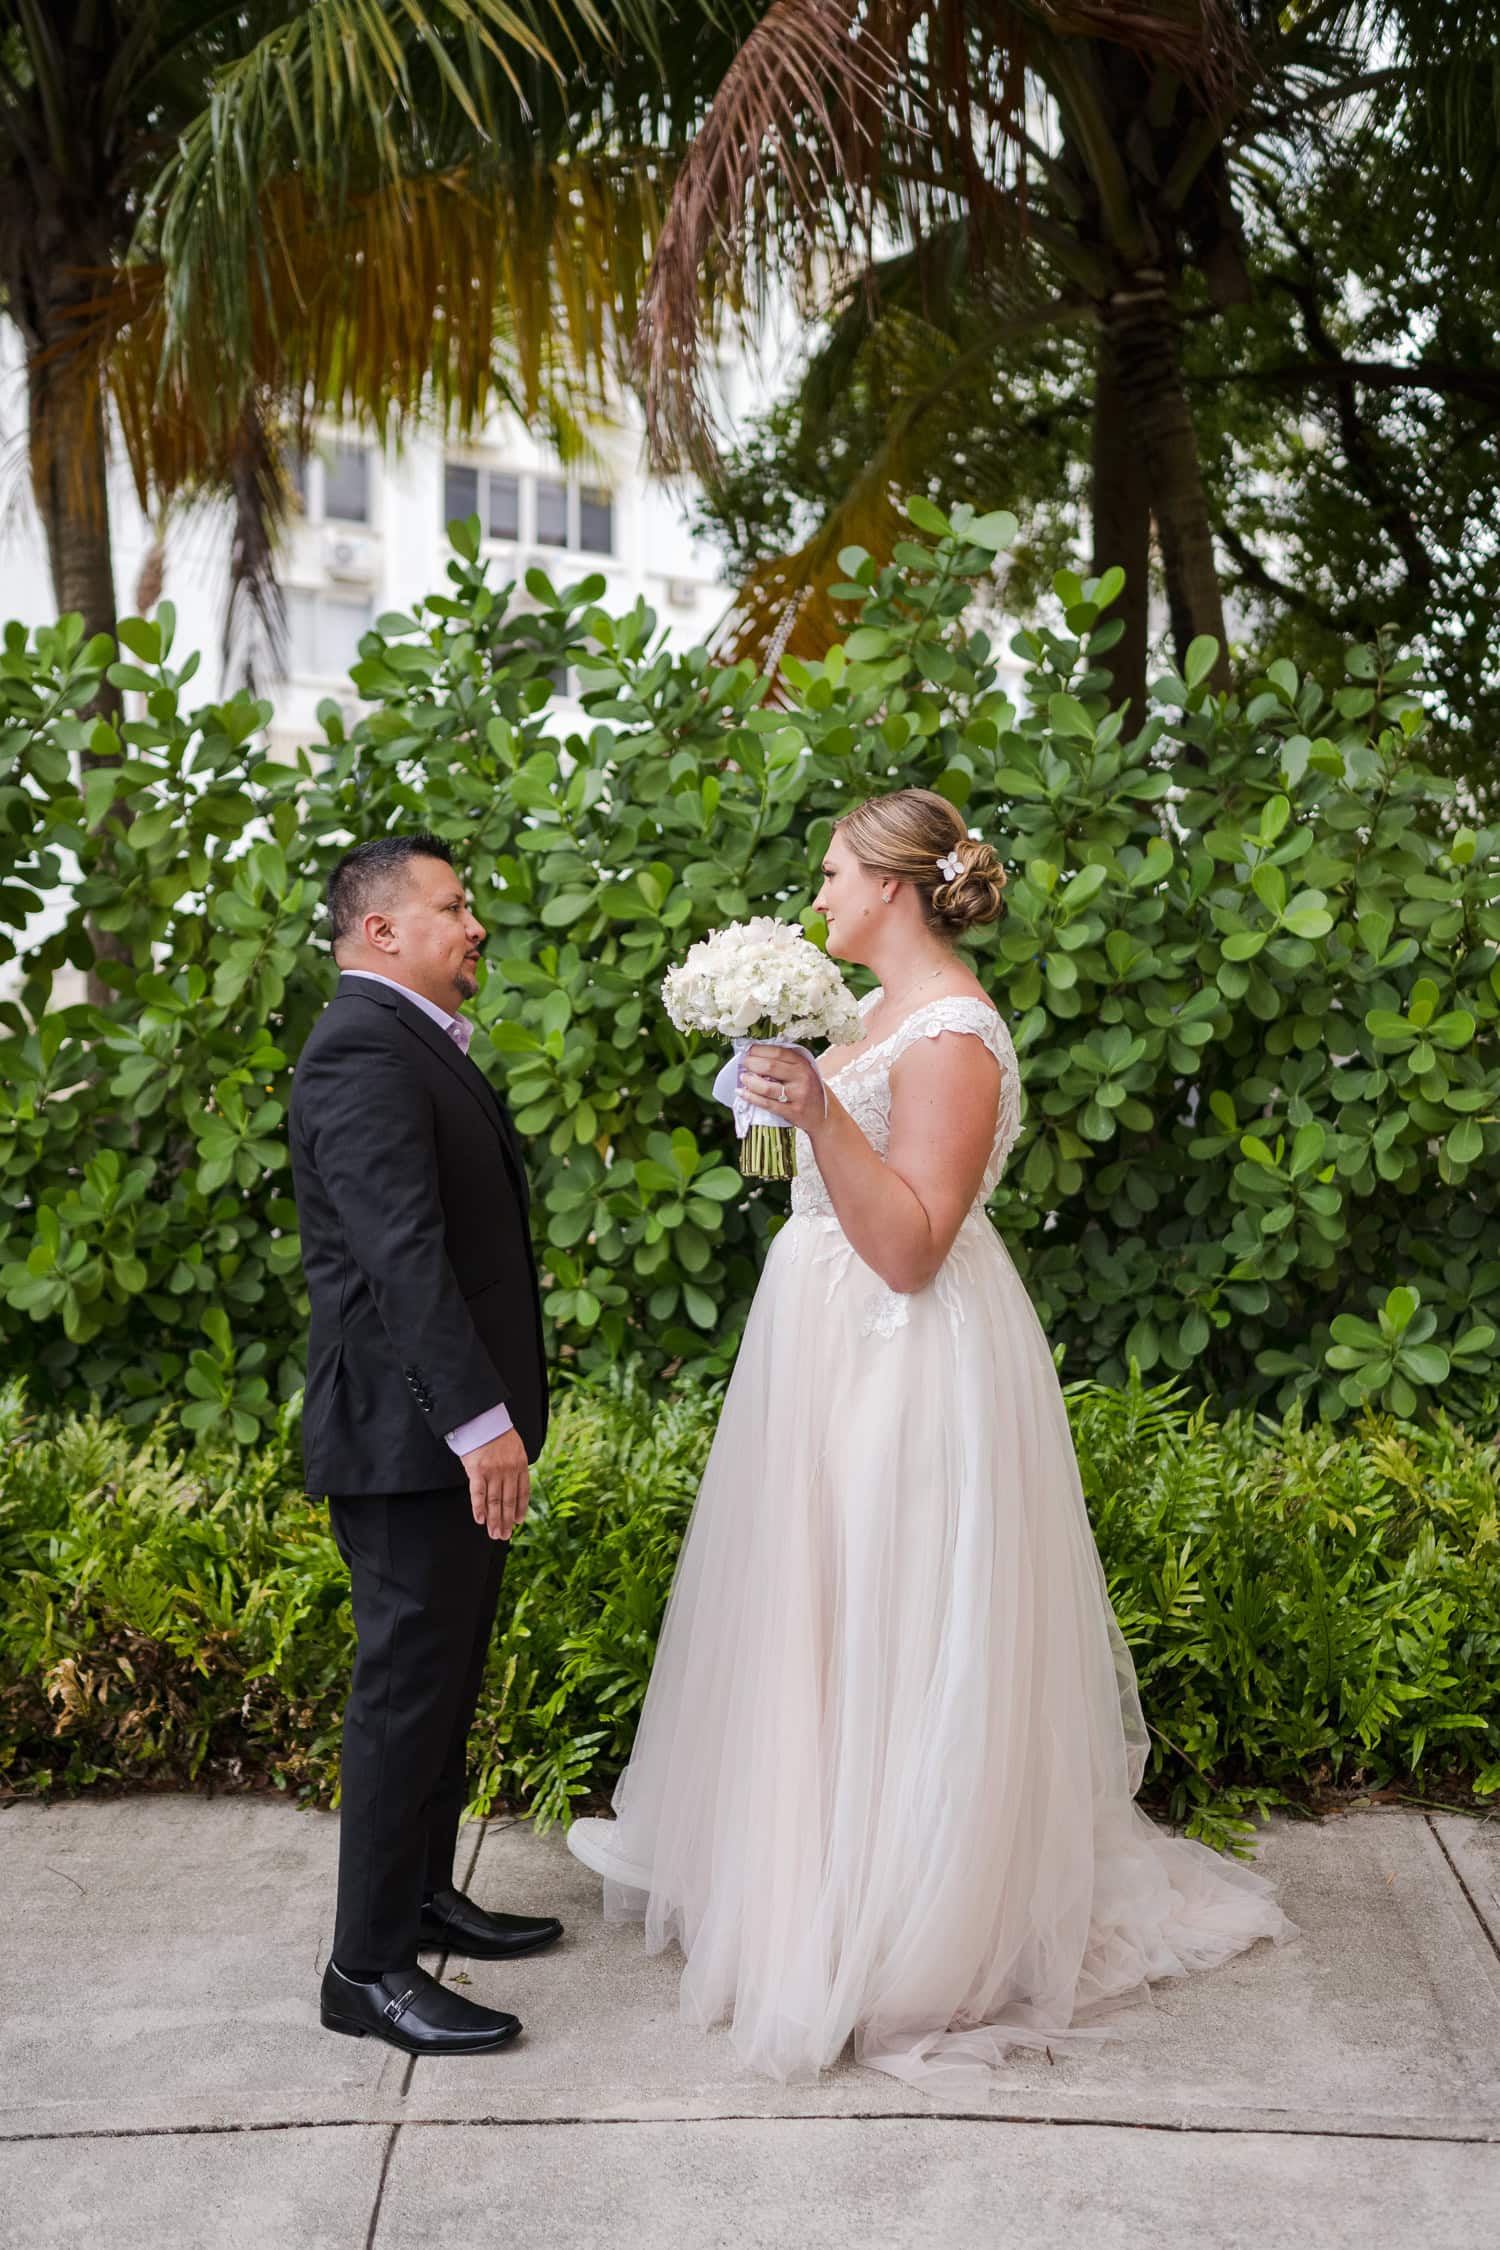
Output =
[{"x1": 327, "y1": 833, "x2": 454, "y2": 948}]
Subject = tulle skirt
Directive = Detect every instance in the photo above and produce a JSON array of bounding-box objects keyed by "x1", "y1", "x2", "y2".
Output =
[{"x1": 567, "y1": 1208, "x2": 1297, "y2": 2096}]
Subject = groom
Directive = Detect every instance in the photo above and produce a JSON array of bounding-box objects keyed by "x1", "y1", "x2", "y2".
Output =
[{"x1": 289, "y1": 833, "x2": 558, "y2": 2057}]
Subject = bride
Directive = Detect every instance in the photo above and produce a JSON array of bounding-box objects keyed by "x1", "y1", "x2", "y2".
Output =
[{"x1": 567, "y1": 786, "x2": 1296, "y2": 2094}]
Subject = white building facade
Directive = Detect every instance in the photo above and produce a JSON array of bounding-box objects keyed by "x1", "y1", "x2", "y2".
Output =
[
  {"x1": 263, "y1": 414, "x2": 735, "y2": 758},
  {"x1": 0, "y1": 358, "x2": 733, "y2": 749},
  {"x1": 0, "y1": 368, "x2": 734, "y2": 992}
]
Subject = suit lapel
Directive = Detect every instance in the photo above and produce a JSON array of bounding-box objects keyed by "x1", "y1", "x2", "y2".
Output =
[{"x1": 336, "y1": 977, "x2": 531, "y2": 1212}]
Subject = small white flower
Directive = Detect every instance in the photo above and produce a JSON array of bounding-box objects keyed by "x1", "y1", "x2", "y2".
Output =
[{"x1": 936, "y1": 849, "x2": 964, "y2": 882}]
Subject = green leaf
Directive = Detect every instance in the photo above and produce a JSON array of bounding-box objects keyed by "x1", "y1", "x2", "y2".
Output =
[
  {"x1": 448, "y1": 512, "x2": 480, "y2": 562},
  {"x1": 1048, "y1": 693, "x2": 1095, "y2": 741},
  {"x1": 905, "y1": 495, "x2": 951, "y2": 537},
  {"x1": 541, "y1": 891, "x2": 597, "y2": 928},
  {"x1": 83, "y1": 766, "x2": 121, "y2": 827},
  {"x1": 1398, "y1": 1342, "x2": 1449, "y2": 1386},
  {"x1": 693, "y1": 1169, "x2": 743, "y2": 1202},
  {"x1": 1250, "y1": 863, "x2": 1286, "y2": 915},
  {"x1": 115, "y1": 615, "x2": 162, "y2": 665},
  {"x1": 965, "y1": 509, "x2": 1019, "y2": 553},
  {"x1": 1282, "y1": 907, "x2": 1334, "y2": 939},
  {"x1": 1184, "y1": 636, "x2": 1219, "y2": 689},
  {"x1": 1059, "y1": 863, "x2": 1107, "y2": 911},
  {"x1": 1445, "y1": 1118, "x2": 1484, "y2": 1164}
]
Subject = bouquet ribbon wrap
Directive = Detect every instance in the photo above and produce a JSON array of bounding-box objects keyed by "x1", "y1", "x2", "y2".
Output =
[{"x1": 711, "y1": 1037, "x2": 829, "y2": 1139}]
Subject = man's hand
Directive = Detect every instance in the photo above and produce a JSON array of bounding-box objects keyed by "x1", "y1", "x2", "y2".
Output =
[{"x1": 461, "y1": 1425, "x2": 530, "y2": 1542}]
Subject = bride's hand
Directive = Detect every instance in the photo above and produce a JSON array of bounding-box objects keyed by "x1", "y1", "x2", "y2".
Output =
[{"x1": 742, "y1": 1043, "x2": 829, "y2": 1133}]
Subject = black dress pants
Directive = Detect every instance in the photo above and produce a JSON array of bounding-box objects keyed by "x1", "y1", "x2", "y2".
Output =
[{"x1": 327, "y1": 1485, "x2": 510, "y2": 1976}]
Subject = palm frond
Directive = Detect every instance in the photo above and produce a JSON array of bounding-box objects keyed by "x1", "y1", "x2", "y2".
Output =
[
  {"x1": 635, "y1": 0, "x2": 899, "y2": 475},
  {"x1": 220, "y1": 392, "x2": 290, "y2": 696},
  {"x1": 636, "y1": 0, "x2": 1254, "y2": 474},
  {"x1": 143, "y1": 0, "x2": 629, "y2": 374},
  {"x1": 718, "y1": 287, "x2": 1093, "y2": 673},
  {"x1": 85, "y1": 150, "x2": 670, "y2": 480}
]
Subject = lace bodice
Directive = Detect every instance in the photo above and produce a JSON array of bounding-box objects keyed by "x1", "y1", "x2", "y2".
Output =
[{"x1": 790, "y1": 988, "x2": 1022, "y2": 1223}]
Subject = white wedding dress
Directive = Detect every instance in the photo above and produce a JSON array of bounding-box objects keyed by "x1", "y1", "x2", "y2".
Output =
[{"x1": 567, "y1": 989, "x2": 1296, "y2": 2094}]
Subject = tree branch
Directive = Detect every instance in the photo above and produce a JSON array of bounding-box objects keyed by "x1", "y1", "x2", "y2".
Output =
[
  {"x1": 1233, "y1": 65, "x2": 1411, "y2": 142},
  {"x1": 1213, "y1": 514, "x2": 1348, "y2": 635},
  {"x1": 1196, "y1": 358, "x2": 1500, "y2": 412}
]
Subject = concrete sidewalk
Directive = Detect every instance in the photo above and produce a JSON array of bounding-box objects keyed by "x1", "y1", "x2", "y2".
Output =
[{"x1": 1, "y1": 1798, "x2": 1497, "y2": 2249}]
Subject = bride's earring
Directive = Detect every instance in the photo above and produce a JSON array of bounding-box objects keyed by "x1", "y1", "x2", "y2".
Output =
[{"x1": 882, "y1": 890, "x2": 893, "y2": 905}]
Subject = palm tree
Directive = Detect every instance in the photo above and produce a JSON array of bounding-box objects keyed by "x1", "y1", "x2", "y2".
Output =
[
  {"x1": 1, "y1": 5, "x2": 280, "y2": 672},
  {"x1": 1, "y1": 0, "x2": 646, "y2": 996},
  {"x1": 0, "y1": 0, "x2": 660, "y2": 675},
  {"x1": 143, "y1": 1, "x2": 1242, "y2": 713},
  {"x1": 622, "y1": 0, "x2": 1497, "y2": 712},
  {"x1": 19, "y1": 0, "x2": 1491, "y2": 728}
]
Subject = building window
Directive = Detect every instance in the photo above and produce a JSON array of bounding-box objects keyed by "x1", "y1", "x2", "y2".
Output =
[
  {"x1": 284, "y1": 589, "x2": 373, "y2": 680},
  {"x1": 487, "y1": 473, "x2": 521, "y2": 541},
  {"x1": 442, "y1": 463, "x2": 614, "y2": 553},
  {"x1": 579, "y1": 484, "x2": 613, "y2": 554},
  {"x1": 323, "y1": 444, "x2": 370, "y2": 523},
  {"x1": 535, "y1": 477, "x2": 568, "y2": 547},
  {"x1": 444, "y1": 462, "x2": 479, "y2": 528},
  {"x1": 283, "y1": 440, "x2": 374, "y2": 524},
  {"x1": 445, "y1": 462, "x2": 524, "y2": 542}
]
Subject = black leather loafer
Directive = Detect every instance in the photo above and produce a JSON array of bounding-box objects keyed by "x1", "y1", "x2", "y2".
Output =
[
  {"x1": 320, "y1": 1959, "x2": 521, "y2": 2056},
  {"x1": 418, "y1": 1883, "x2": 565, "y2": 1961}
]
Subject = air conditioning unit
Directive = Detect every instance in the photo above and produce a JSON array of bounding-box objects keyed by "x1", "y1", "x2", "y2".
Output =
[
  {"x1": 323, "y1": 533, "x2": 379, "y2": 582},
  {"x1": 667, "y1": 577, "x2": 700, "y2": 609}
]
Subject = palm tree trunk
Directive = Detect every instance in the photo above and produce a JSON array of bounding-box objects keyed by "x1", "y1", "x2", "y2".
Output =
[
  {"x1": 1090, "y1": 316, "x2": 1151, "y2": 721},
  {"x1": 34, "y1": 411, "x2": 119, "y2": 661},
  {"x1": 1108, "y1": 282, "x2": 1231, "y2": 692},
  {"x1": 25, "y1": 291, "x2": 120, "y2": 669},
  {"x1": 19, "y1": 268, "x2": 130, "y2": 1003}
]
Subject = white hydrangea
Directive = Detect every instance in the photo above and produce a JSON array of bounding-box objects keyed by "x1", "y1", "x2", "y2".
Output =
[{"x1": 662, "y1": 916, "x2": 861, "y2": 1045}]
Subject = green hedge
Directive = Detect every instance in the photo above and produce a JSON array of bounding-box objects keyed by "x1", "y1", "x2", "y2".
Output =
[
  {"x1": 2, "y1": 495, "x2": 1498, "y2": 1435},
  {"x1": 3, "y1": 1375, "x2": 1495, "y2": 1853}
]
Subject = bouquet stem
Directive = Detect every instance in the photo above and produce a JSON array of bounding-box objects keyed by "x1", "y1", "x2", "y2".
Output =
[{"x1": 742, "y1": 1121, "x2": 797, "y2": 1180}]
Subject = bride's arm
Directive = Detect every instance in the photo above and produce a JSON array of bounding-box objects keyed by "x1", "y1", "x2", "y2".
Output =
[{"x1": 742, "y1": 1033, "x2": 1001, "y2": 1293}]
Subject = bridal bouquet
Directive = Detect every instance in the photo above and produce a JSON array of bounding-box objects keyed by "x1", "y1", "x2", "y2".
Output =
[{"x1": 663, "y1": 918, "x2": 860, "y2": 1179}]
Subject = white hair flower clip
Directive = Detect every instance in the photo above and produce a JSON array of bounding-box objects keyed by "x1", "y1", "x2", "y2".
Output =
[{"x1": 936, "y1": 848, "x2": 965, "y2": 882}]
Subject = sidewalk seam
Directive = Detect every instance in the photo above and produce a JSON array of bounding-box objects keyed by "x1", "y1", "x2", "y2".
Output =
[
  {"x1": 1426, "y1": 1813, "x2": 1500, "y2": 1968},
  {"x1": 2, "y1": 2115, "x2": 1496, "y2": 2148},
  {"x1": 364, "y1": 2123, "x2": 399, "y2": 2250},
  {"x1": 398, "y1": 1816, "x2": 493, "y2": 2100}
]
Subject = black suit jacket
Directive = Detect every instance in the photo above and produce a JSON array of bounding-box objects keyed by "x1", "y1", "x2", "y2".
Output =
[{"x1": 289, "y1": 974, "x2": 548, "y2": 1495}]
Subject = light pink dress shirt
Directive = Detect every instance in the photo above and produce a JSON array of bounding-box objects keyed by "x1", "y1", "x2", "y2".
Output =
[{"x1": 341, "y1": 970, "x2": 513, "y2": 1456}]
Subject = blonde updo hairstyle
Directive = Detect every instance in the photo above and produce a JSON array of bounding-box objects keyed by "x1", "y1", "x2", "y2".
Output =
[{"x1": 833, "y1": 788, "x2": 1007, "y2": 936}]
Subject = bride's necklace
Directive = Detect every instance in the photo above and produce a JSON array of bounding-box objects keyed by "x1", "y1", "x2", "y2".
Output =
[{"x1": 877, "y1": 960, "x2": 949, "y2": 1012}]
